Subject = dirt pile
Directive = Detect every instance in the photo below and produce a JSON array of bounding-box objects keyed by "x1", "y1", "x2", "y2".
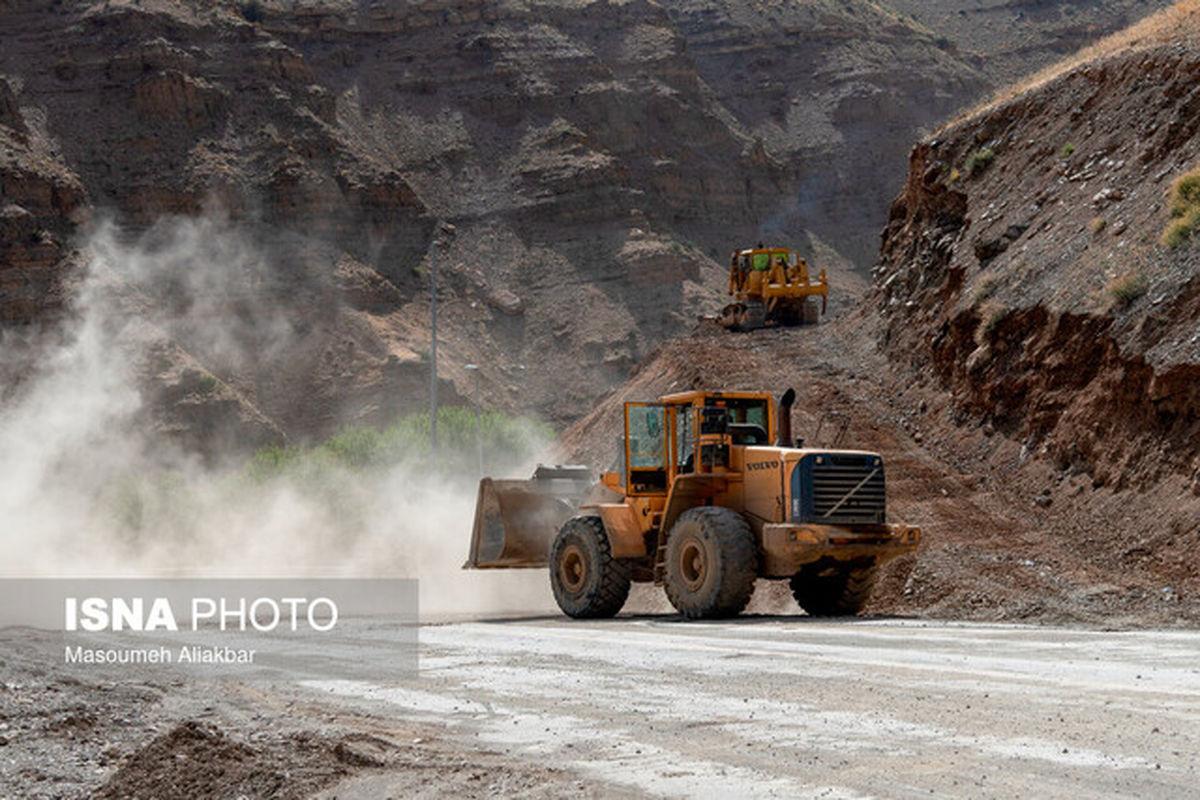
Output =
[
  {"x1": 0, "y1": 627, "x2": 631, "y2": 799},
  {"x1": 93, "y1": 720, "x2": 355, "y2": 799}
]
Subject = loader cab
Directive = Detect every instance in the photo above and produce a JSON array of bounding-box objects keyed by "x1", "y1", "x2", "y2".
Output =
[{"x1": 621, "y1": 391, "x2": 774, "y2": 495}]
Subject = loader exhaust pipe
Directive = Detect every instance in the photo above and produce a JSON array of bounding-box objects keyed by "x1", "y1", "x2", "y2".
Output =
[{"x1": 776, "y1": 388, "x2": 796, "y2": 447}]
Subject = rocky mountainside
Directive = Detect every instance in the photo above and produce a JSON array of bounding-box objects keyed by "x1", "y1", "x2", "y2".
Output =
[
  {"x1": 0, "y1": 0, "x2": 777, "y2": 448},
  {"x1": 870, "y1": 2, "x2": 1200, "y2": 498},
  {"x1": 0, "y1": 0, "x2": 1171, "y2": 452},
  {"x1": 654, "y1": 0, "x2": 988, "y2": 270},
  {"x1": 861, "y1": 3, "x2": 1200, "y2": 619},
  {"x1": 888, "y1": 0, "x2": 1171, "y2": 86},
  {"x1": 656, "y1": 0, "x2": 1173, "y2": 269}
]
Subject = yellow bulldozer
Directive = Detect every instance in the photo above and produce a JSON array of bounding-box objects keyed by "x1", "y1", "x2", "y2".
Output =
[
  {"x1": 719, "y1": 245, "x2": 828, "y2": 330},
  {"x1": 465, "y1": 389, "x2": 919, "y2": 619}
]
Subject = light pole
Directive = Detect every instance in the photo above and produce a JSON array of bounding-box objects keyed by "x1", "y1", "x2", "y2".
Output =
[
  {"x1": 428, "y1": 223, "x2": 455, "y2": 455},
  {"x1": 465, "y1": 363, "x2": 482, "y2": 476}
]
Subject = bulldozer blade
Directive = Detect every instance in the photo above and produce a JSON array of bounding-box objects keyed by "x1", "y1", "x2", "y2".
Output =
[
  {"x1": 464, "y1": 465, "x2": 594, "y2": 569},
  {"x1": 717, "y1": 303, "x2": 742, "y2": 329}
]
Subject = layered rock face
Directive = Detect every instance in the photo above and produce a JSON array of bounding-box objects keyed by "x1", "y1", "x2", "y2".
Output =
[
  {"x1": 887, "y1": 0, "x2": 1173, "y2": 85},
  {"x1": 0, "y1": 75, "x2": 85, "y2": 325},
  {"x1": 869, "y1": 12, "x2": 1200, "y2": 553},
  {"x1": 656, "y1": 0, "x2": 989, "y2": 270},
  {"x1": 0, "y1": 0, "x2": 1174, "y2": 450},
  {"x1": 0, "y1": 0, "x2": 781, "y2": 443}
]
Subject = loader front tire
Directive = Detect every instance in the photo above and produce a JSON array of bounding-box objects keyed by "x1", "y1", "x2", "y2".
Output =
[
  {"x1": 550, "y1": 516, "x2": 631, "y2": 619},
  {"x1": 664, "y1": 507, "x2": 758, "y2": 619},
  {"x1": 790, "y1": 562, "x2": 877, "y2": 616}
]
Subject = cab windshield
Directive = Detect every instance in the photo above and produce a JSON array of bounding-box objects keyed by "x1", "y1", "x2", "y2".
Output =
[{"x1": 723, "y1": 399, "x2": 769, "y2": 429}]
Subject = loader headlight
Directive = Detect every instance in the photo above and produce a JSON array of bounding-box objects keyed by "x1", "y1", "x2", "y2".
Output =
[{"x1": 789, "y1": 528, "x2": 820, "y2": 545}]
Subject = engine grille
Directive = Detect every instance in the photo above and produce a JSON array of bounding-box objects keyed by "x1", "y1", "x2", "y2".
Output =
[{"x1": 793, "y1": 454, "x2": 886, "y2": 525}]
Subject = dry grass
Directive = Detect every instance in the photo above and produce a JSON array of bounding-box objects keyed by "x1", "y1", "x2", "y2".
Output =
[
  {"x1": 1107, "y1": 273, "x2": 1149, "y2": 308},
  {"x1": 974, "y1": 300, "x2": 1007, "y2": 346},
  {"x1": 971, "y1": 276, "x2": 1001, "y2": 304},
  {"x1": 1163, "y1": 207, "x2": 1200, "y2": 248},
  {"x1": 1162, "y1": 165, "x2": 1200, "y2": 247},
  {"x1": 963, "y1": 147, "x2": 995, "y2": 176},
  {"x1": 942, "y1": 1, "x2": 1200, "y2": 132},
  {"x1": 1168, "y1": 167, "x2": 1200, "y2": 217}
]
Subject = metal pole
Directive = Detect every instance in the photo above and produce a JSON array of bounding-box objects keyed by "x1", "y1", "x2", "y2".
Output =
[
  {"x1": 429, "y1": 232, "x2": 438, "y2": 453},
  {"x1": 474, "y1": 367, "x2": 483, "y2": 475},
  {"x1": 465, "y1": 364, "x2": 482, "y2": 475}
]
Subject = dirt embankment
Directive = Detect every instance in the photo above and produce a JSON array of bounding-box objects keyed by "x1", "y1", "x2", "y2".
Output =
[
  {"x1": 858, "y1": 5, "x2": 1200, "y2": 615},
  {"x1": 873, "y1": 52, "x2": 1200, "y2": 491}
]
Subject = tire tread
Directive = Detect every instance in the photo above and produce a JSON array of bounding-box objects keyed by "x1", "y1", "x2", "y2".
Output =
[
  {"x1": 790, "y1": 563, "x2": 877, "y2": 616},
  {"x1": 664, "y1": 506, "x2": 758, "y2": 619},
  {"x1": 550, "y1": 516, "x2": 632, "y2": 619}
]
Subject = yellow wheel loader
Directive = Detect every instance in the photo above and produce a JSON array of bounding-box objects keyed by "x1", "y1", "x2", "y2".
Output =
[
  {"x1": 719, "y1": 245, "x2": 828, "y2": 331},
  {"x1": 466, "y1": 389, "x2": 920, "y2": 619}
]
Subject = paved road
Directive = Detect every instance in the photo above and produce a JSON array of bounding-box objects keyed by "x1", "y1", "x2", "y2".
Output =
[{"x1": 305, "y1": 616, "x2": 1200, "y2": 798}]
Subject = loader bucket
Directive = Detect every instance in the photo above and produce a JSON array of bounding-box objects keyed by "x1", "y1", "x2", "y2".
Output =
[{"x1": 465, "y1": 465, "x2": 594, "y2": 569}]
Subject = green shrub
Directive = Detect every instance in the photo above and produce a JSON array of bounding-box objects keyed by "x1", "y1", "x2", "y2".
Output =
[
  {"x1": 1168, "y1": 168, "x2": 1200, "y2": 218},
  {"x1": 246, "y1": 443, "x2": 305, "y2": 481},
  {"x1": 1163, "y1": 215, "x2": 1195, "y2": 248},
  {"x1": 247, "y1": 406, "x2": 553, "y2": 483},
  {"x1": 1107, "y1": 273, "x2": 1148, "y2": 308},
  {"x1": 964, "y1": 147, "x2": 996, "y2": 176},
  {"x1": 1163, "y1": 167, "x2": 1200, "y2": 248},
  {"x1": 322, "y1": 426, "x2": 385, "y2": 468},
  {"x1": 1060, "y1": 143, "x2": 1076, "y2": 158}
]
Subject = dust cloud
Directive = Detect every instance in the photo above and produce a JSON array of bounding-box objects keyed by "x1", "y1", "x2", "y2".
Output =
[{"x1": 0, "y1": 217, "x2": 556, "y2": 616}]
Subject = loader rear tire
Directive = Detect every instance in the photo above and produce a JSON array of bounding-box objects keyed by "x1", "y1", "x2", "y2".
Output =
[
  {"x1": 790, "y1": 562, "x2": 877, "y2": 616},
  {"x1": 550, "y1": 516, "x2": 631, "y2": 619},
  {"x1": 664, "y1": 507, "x2": 758, "y2": 619}
]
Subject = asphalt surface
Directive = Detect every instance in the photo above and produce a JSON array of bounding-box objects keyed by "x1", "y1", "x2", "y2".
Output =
[{"x1": 306, "y1": 616, "x2": 1200, "y2": 798}]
